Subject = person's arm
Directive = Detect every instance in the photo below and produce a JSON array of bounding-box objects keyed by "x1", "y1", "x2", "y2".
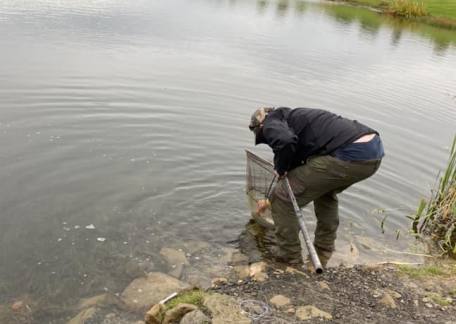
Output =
[{"x1": 263, "y1": 118, "x2": 297, "y2": 176}]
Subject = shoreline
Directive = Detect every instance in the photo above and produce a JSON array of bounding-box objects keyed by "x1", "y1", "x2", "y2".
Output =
[{"x1": 330, "y1": 0, "x2": 456, "y2": 30}]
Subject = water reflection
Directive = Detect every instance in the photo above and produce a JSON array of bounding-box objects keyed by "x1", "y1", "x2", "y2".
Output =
[
  {"x1": 320, "y1": 3, "x2": 456, "y2": 54},
  {"x1": 250, "y1": 0, "x2": 456, "y2": 54}
]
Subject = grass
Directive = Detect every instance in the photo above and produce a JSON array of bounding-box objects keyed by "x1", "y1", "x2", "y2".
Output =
[
  {"x1": 388, "y1": 0, "x2": 427, "y2": 18},
  {"x1": 341, "y1": 0, "x2": 456, "y2": 27},
  {"x1": 164, "y1": 289, "x2": 206, "y2": 311},
  {"x1": 398, "y1": 264, "x2": 446, "y2": 278},
  {"x1": 427, "y1": 292, "x2": 452, "y2": 306},
  {"x1": 412, "y1": 136, "x2": 456, "y2": 257}
]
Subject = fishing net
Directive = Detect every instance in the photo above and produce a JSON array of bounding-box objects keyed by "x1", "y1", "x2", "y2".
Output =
[
  {"x1": 245, "y1": 150, "x2": 275, "y2": 228},
  {"x1": 239, "y1": 299, "x2": 298, "y2": 323}
]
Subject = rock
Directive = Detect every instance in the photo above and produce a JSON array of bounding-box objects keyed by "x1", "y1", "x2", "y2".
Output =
[
  {"x1": 126, "y1": 259, "x2": 155, "y2": 278},
  {"x1": 249, "y1": 261, "x2": 267, "y2": 275},
  {"x1": 11, "y1": 301, "x2": 24, "y2": 311},
  {"x1": 231, "y1": 252, "x2": 249, "y2": 265},
  {"x1": 372, "y1": 289, "x2": 382, "y2": 298},
  {"x1": 68, "y1": 307, "x2": 97, "y2": 324},
  {"x1": 122, "y1": 272, "x2": 189, "y2": 312},
  {"x1": 161, "y1": 248, "x2": 189, "y2": 278},
  {"x1": 182, "y1": 240, "x2": 211, "y2": 254},
  {"x1": 285, "y1": 267, "x2": 308, "y2": 277},
  {"x1": 269, "y1": 295, "x2": 290, "y2": 307},
  {"x1": 78, "y1": 293, "x2": 123, "y2": 310},
  {"x1": 162, "y1": 303, "x2": 197, "y2": 324},
  {"x1": 379, "y1": 293, "x2": 397, "y2": 309},
  {"x1": 145, "y1": 303, "x2": 165, "y2": 324},
  {"x1": 218, "y1": 247, "x2": 236, "y2": 264},
  {"x1": 180, "y1": 309, "x2": 211, "y2": 324},
  {"x1": 296, "y1": 305, "x2": 332, "y2": 321},
  {"x1": 252, "y1": 272, "x2": 268, "y2": 282},
  {"x1": 184, "y1": 271, "x2": 212, "y2": 289},
  {"x1": 211, "y1": 278, "x2": 228, "y2": 287},
  {"x1": 234, "y1": 265, "x2": 250, "y2": 280},
  {"x1": 286, "y1": 307, "x2": 295, "y2": 314},
  {"x1": 249, "y1": 262, "x2": 268, "y2": 282},
  {"x1": 203, "y1": 293, "x2": 251, "y2": 324},
  {"x1": 317, "y1": 281, "x2": 330, "y2": 291},
  {"x1": 386, "y1": 289, "x2": 402, "y2": 299}
]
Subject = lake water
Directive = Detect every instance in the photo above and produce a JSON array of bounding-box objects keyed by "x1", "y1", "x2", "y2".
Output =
[{"x1": 0, "y1": 0, "x2": 455, "y2": 321}]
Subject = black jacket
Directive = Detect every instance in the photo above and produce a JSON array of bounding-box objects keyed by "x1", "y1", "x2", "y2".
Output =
[{"x1": 256, "y1": 107, "x2": 378, "y2": 175}]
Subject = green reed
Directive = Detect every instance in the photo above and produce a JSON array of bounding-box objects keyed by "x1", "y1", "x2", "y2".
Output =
[
  {"x1": 389, "y1": 0, "x2": 428, "y2": 18},
  {"x1": 412, "y1": 136, "x2": 456, "y2": 257}
]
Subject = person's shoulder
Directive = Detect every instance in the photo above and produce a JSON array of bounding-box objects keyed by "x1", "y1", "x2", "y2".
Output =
[{"x1": 268, "y1": 107, "x2": 291, "y2": 119}]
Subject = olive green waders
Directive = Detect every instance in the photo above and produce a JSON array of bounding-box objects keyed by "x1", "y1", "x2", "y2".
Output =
[{"x1": 270, "y1": 155, "x2": 382, "y2": 265}]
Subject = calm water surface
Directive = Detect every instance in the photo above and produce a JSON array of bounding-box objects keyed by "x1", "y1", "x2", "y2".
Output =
[{"x1": 0, "y1": 0, "x2": 455, "y2": 320}]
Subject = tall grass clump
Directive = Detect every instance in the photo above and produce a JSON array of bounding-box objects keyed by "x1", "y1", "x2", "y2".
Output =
[
  {"x1": 389, "y1": 0, "x2": 427, "y2": 18},
  {"x1": 412, "y1": 136, "x2": 456, "y2": 257}
]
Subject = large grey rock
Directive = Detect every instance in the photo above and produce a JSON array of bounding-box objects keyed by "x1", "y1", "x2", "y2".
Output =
[
  {"x1": 121, "y1": 272, "x2": 189, "y2": 312},
  {"x1": 203, "y1": 293, "x2": 251, "y2": 324},
  {"x1": 180, "y1": 309, "x2": 211, "y2": 324}
]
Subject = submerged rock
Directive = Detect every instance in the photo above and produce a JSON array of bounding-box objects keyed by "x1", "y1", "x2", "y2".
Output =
[
  {"x1": 233, "y1": 265, "x2": 250, "y2": 280},
  {"x1": 182, "y1": 240, "x2": 211, "y2": 254},
  {"x1": 68, "y1": 307, "x2": 97, "y2": 324},
  {"x1": 160, "y1": 248, "x2": 189, "y2": 279},
  {"x1": 77, "y1": 293, "x2": 123, "y2": 310},
  {"x1": 203, "y1": 293, "x2": 251, "y2": 324},
  {"x1": 295, "y1": 305, "x2": 332, "y2": 321},
  {"x1": 122, "y1": 272, "x2": 189, "y2": 312}
]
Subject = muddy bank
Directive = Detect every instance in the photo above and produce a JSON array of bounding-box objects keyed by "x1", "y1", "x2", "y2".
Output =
[{"x1": 212, "y1": 261, "x2": 456, "y2": 323}]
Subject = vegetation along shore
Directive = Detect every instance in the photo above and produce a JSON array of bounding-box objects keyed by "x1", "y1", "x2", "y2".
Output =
[{"x1": 335, "y1": 0, "x2": 456, "y2": 29}]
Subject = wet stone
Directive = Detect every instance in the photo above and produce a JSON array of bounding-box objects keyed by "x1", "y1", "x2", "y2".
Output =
[
  {"x1": 162, "y1": 303, "x2": 197, "y2": 324},
  {"x1": 68, "y1": 307, "x2": 97, "y2": 324},
  {"x1": 121, "y1": 272, "x2": 189, "y2": 312},
  {"x1": 180, "y1": 309, "x2": 211, "y2": 324}
]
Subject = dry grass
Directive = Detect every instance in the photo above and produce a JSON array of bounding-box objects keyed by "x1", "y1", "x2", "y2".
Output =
[{"x1": 388, "y1": 0, "x2": 428, "y2": 18}]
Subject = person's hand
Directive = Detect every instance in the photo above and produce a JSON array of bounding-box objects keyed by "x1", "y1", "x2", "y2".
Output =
[
  {"x1": 256, "y1": 199, "x2": 270, "y2": 214},
  {"x1": 274, "y1": 170, "x2": 287, "y2": 180}
]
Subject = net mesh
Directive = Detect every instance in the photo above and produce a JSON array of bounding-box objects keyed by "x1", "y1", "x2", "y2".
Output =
[{"x1": 245, "y1": 150, "x2": 275, "y2": 228}]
